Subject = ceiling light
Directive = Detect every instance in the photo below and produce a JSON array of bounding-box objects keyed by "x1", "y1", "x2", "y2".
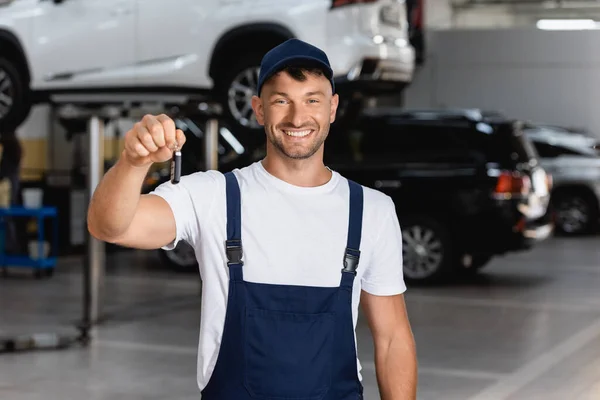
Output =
[{"x1": 536, "y1": 19, "x2": 599, "y2": 31}]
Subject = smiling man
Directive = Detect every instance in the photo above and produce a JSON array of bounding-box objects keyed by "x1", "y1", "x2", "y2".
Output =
[{"x1": 87, "y1": 39, "x2": 417, "y2": 399}]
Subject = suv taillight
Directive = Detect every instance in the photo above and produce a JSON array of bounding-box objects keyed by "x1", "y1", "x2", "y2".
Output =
[
  {"x1": 494, "y1": 171, "x2": 531, "y2": 199},
  {"x1": 331, "y1": 0, "x2": 378, "y2": 8}
]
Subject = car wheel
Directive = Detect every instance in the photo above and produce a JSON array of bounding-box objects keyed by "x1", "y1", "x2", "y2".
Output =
[
  {"x1": 553, "y1": 191, "x2": 599, "y2": 235},
  {"x1": 215, "y1": 55, "x2": 263, "y2": 134},
  {"x1": 159, "y1": 241, "x2": 198, "y2": 272},
  {"x1": 400, "y1": 215, "x2": 453, "y2": 284},
  {"x1": 0, "y1": 57, "x2": 31, "y2": 130}
]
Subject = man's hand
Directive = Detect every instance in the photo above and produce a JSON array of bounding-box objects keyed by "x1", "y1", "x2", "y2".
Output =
[
  {"x1": 361, "y1": 291, "x2": 418, "y2": 399},
  {"x1": 124, "y1": 114, "x2": 186, "y2": 167}
]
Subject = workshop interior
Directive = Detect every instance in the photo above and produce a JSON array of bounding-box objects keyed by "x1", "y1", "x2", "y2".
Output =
[{"x1": 2, "y1": 0, "x2": 600, "y2": 399}]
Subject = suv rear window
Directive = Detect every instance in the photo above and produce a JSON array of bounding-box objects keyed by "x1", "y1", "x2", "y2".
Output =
[
  {"x1": 325, "y1": 116, "x2": 538, "y2": 168},
  {"x1": 484, "y1": 122, "x2": 539, "y2": 167}
]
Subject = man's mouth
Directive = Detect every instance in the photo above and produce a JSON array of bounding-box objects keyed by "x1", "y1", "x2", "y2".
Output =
[{"x1": 284, "y1": 129, "x2": 313, "y2": 138}]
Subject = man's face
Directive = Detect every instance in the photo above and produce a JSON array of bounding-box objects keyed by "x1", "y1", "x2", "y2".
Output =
[{"x1": 251, "y1": 70, "x2": 339, "y2": 160}]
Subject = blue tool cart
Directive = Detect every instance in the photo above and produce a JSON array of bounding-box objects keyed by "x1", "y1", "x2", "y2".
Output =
[{"x1": 0, "y1": 206, "x2": 59, "y2": 278}]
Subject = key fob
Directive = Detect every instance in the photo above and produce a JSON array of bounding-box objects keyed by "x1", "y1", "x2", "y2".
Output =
[{"x1": 171, "y1": 150, "x2": 181, "y2": 184}]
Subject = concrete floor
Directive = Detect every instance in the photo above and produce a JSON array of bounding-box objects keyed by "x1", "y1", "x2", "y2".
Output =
[{"x1": 1, "y1": 235, "x2": 599, "y2": 400}]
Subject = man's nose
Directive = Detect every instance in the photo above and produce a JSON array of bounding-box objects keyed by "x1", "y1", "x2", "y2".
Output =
[{"x1": 288, "y1": 104, "x2": 309, "y2": 127}]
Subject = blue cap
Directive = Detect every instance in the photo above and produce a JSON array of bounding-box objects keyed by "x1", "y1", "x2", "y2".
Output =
[{"x1": 257, "y1": 39, "x2": 335, "y2": 96}]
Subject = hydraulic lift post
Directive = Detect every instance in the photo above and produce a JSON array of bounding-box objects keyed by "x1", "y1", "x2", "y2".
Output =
[
  {"x1": 205, "y1": 118, "x2": 219, "y2": 171},
  {"x1": 84, "y1": 115, "x2": 105, "y2": 328}
]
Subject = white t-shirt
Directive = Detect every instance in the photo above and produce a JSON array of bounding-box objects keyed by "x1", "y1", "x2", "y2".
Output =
[{"x1": 150, "y1": 160, "x2": 406, "y2": 391}]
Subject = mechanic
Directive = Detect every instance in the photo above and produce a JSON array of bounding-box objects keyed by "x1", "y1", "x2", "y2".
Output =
[{"x1": 87, "y1": 39, "x2": 417, "y2": 399}]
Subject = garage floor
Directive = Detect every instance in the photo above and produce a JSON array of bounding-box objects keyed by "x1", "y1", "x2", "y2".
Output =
[{"x1": 1, "y1": 236, "x2": 599, "y2": 400}]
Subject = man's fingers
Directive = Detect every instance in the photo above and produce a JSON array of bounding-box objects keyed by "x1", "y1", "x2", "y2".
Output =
[
  {"x1": 136, "y1": 122, "x2": 159, "y2": 152},
  {"x1": 123, "y1": 115, "x2": 181, "y2": 166},
  {"x1": 153, "y1": 146, "x2": 173, "y2": 162},
  {"x1": 157, "y1": 114, "x2": 177, "y2": 149},
  {"x1": 175, "y1": 129, "x2": 186, "y2": 149},
  {"x1": 145, "y1": 115, "x2": 167, "y2": 149},
  {"x1": 133, "y1": 141, "x2": 150, "y2": 157},
  {"x1": 124, "y1": 131, "x2": 150, "y2": 157}
]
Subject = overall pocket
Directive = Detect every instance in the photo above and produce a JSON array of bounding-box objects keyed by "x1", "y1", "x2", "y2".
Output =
[{"x1": 244, "y1": 308, "x2": 335, "y2": 400}]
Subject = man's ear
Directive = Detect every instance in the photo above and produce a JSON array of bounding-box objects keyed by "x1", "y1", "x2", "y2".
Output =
[
  {"x1": 251, "y1": 95, "x2": 265, "y2": 126},
  {"x1": 330, "y1": 93, "x2": 340, "y2": 123}
]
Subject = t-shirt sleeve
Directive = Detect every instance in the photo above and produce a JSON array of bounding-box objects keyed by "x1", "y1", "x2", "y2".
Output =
[
  {"x1": 361, "y1": 196, "x2": 407, "y2": 296},
  {"x1": 148, "y1": 170, "x2": 220, "y2": 251}
]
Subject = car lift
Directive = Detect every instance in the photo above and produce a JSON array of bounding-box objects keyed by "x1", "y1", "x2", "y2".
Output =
[{"x1": 0, "y1": 93, "x2": 222, "y2": 353}]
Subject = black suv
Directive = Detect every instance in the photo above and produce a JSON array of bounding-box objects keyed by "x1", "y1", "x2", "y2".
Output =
[{"x1": 325, "y1": 108, "x2": 554, "y2": 284}]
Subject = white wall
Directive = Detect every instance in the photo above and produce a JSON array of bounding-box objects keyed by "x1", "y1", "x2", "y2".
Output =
[
  {"x1": 405, "y1": 29, "x2": 600, "y2": 138},
  {"x1": 425, "y1": 0, "x2": 600, "y2": 29},
  {"x1": 424, "y1": 0, "x2": 453, "y2": 29}
]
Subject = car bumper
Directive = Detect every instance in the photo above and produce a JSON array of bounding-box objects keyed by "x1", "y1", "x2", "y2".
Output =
[
  {"x1": 521, "y1": 219, "x2": 554, "y2": 244},
  {"x1": 460, "y1": 200, "x2": 554, "y2": 256},
  {"x1": 331, "y1": 39, "x2": 416, "y2": 95},
  {"x1": 500, "y1": 210, "x2": 555, "y2": 253}
]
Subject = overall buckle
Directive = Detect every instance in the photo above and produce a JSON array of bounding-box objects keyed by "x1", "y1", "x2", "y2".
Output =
[
  {"x1": 342, "y1": 249, "x2": 360, "y2": 275},
  {"x1": 225, "y1": 240, "x2": 243, "y2": 265}
]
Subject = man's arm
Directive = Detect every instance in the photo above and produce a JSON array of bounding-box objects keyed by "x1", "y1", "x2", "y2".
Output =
[
  {"x1": 87, "y1": 155, "x2": 177, "y2": 249},
  {"x1": 87, "y1": 114, "x2": 186, "y2": 249},
  {"x1": 361, "y1": 291, "x2": 418, "y2": 400}
]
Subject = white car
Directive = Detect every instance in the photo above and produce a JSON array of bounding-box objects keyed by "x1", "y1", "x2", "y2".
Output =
[{"x1": 0, "y1": 0, "x2": 415, "y2": 132}]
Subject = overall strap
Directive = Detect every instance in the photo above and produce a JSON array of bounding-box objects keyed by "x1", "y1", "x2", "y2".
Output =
[
  {"x1": 342, "y1": 179, "x2": 364, "y2": 278},
  {"x1": 224, "y1": 172, "x2": 244, "y2": 280}
]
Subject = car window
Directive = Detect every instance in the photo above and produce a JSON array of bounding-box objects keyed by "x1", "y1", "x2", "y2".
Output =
[
  {"x1": 482, "y1": 122, "x2": 539, "y2": 166},
  {"x1": 532, "y1": 140, "x2": 597, "y2": 158},
  {"x1": 532, "y1": 141, "x2": 564, "y2": 158}
]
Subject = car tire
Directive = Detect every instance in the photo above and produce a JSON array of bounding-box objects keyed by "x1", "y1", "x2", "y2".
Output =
[
  {"x1": 159, "y1": 241, "x2": 198, "y2": 273},
  {"x1": 552, "y1": 190, "x2": 599, "y2": 235},
  {"x1": 0, "y1": 57, "x2": 32, "y2": 131},
  {"x1": 214, "y1": 54, "x2": 264, "y2": 135},
  {"x1": 400, "y1": 215, "x2": 453, "y2": 285}
]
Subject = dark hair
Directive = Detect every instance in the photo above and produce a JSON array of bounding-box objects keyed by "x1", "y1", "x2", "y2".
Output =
[
  {"x1": 262, "y1": 66, "x2": 326, "y2": 90},
  {"x1": 281, "y1": 66, "x2": 325, "y2": 82}
]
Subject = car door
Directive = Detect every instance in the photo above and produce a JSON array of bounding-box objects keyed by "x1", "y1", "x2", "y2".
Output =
[
  {"x1": 30, "y1": 0, "x2": 136, "y2": 90},
  {"x1": 134, "y1": 0, "x2": 219, "y2": 88}
]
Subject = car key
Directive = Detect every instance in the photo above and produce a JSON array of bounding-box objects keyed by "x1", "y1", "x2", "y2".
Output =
[{"x1": 170, "y1": 142, "x2": 182, "y2": 184}]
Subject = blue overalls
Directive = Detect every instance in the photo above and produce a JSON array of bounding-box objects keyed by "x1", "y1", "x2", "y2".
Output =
[{"x1": 201, "y1": 171, "x2": 365, "y2": 400}]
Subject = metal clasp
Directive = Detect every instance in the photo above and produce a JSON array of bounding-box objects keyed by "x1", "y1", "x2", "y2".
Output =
[
  {"x1": 225, "y1": 240, "x2": 243, "y2": 265},
  {"x1": 342, "y1": 251, "x2": 360, "y2": 275}
]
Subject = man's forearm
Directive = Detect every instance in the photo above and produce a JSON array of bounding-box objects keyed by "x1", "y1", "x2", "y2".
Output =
[
  {"x1": 87, "y1": 151, "x2": 152, "y2": 240},
  {"x1": 375, "y1": 334, "x2": 418, "y2": 400}
]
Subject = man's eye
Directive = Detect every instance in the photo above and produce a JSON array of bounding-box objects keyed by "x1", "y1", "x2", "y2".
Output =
[{"x1": 308, "y1": 99, "x2": 319, "y2": 104}]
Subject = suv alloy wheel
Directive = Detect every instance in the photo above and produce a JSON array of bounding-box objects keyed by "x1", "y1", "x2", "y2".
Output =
[
  {"x1": 400, "y1": 216, "x2": 452, "y2": 284},
  {"x1": 215, "y1": 54, "x2": 265, "y2": 134},
  {"x1": 553, "y1": 191, "x2": 599, "y2": 235},
  {"x1": 0, "y1": 57, "x2": 31, "y2": 130},
  {"x1": 227, "y1": 65, "x2": 261, "y2": 130}
]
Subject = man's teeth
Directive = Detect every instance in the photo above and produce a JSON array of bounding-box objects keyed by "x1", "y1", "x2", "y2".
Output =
[{"x1": 284, "y1": 130, "x2": 311, "y2": 137}]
